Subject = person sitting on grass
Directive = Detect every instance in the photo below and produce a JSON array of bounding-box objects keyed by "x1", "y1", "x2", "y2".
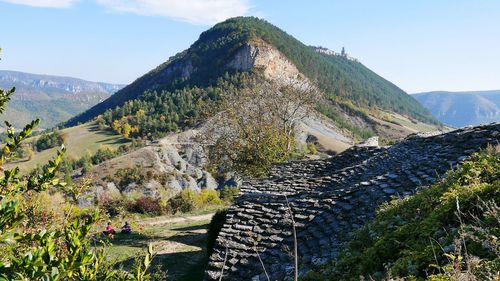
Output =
[
  {"x1": 121, "y1": 222, "x2": 132, "y2": 234},
  {"x1": 103, "y1": 222, "x2": 116, "y2": 238}
]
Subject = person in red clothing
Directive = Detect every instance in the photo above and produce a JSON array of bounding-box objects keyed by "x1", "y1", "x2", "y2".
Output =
[{"x1": 103, "y1": 222, "x2": 116, "y2": 238}]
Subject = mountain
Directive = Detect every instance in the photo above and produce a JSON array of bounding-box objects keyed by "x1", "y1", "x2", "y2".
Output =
[
  {"x1": 413, "y1": 90, "x2": 500, "y2": 127},
  {"x1": 65, "y1": 17, "x2": 439, "y2": 140},
  {"x1": 0, "y1": 70, "x2": 124, "y2": 129}
]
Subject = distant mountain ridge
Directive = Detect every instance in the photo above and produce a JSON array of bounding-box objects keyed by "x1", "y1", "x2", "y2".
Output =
[
  {"x1": 413, "y1": 90, "x2": 500, "y2": 127},
  {"x1": 0, "y1": 70, "x2": 123, "y2": 96},
  {"x1": 0, "y1": 70, "x2": 124, "y2": 129}
]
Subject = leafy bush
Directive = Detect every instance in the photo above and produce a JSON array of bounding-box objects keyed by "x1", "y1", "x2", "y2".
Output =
[
  {"x1": 77, "y1": 153, "x2": 93, "y2": 173},
  {"x1": 307, "y1": 143, "x2": 318, "y2": 155},
  {"x1": 168, "y1": 188, "x2": 227, "y2": 214},
  {"x1": 168, "y1": 189, "x2": 197, "y2": 213},
  {"x1": 97, "y1": 192, "x2": 125, "y2": 218},
  {"x1": 127, "y1": 197, "x2": 164, "y2": 216},
  {"x1": 115, "y1": 166, "x2": 146, "y2": 188},
  {"x1": 219, "y1": 186, "x2": 240, "y2": 202},
  {"x1": 195, "y1": 189, "x2": 223, "y2": 206},
  {"x1": 34, "y1": 130, "x2": 63, "y2": 151},
  {"x1": 91, "y1": 147, "x2": 119, "y2": 164}
]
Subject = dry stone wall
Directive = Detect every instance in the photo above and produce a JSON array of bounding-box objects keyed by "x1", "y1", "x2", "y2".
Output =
[{"x1": 205, "y1": 123, "x2": 500, "y2": 280}]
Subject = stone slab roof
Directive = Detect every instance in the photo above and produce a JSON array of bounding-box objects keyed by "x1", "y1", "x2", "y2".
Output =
[{"x1": 205, "y1": 123, "x2": 500, "y2": 280}]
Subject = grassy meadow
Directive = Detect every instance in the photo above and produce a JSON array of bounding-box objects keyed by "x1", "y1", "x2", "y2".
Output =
[
  {"x1": 7, "y1": 121, "x2": 129, "y2": 173},
  {"x1": 103, "y1": 214, "x2": 213, "y2": 281}
]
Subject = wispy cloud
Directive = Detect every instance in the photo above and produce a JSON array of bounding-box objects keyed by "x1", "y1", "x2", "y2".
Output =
[
  {"x1": 95, "y1": 0, "x2": 251, "y2": 25},
  {"x1": 0, "y1": 0, "x2": 76, "y2": 8}
]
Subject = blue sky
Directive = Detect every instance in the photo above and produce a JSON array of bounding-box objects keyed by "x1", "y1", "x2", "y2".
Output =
[{"x1": 0, "y1": 0, "x2": 499, "y2": 93}]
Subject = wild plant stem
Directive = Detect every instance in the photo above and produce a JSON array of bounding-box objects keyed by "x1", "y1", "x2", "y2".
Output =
[
  {"x1": 218, "y1": 246, "x2": 228, "y2": 281},
  {"x1": 285, "y1": 194, "x2": 298, "y2": 281},
  {"x1": 254, "y1": 247, "x2": 271, "y2": 281}
]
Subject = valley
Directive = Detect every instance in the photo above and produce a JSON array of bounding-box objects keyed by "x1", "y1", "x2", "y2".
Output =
[{"x1": 0, "y1": 70, "x2": 123, "y2": 129}]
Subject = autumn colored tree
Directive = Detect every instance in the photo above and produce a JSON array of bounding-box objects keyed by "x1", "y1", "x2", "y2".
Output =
[{"x1": 203, "y1": 78, "x2": 318, "y2": 177}]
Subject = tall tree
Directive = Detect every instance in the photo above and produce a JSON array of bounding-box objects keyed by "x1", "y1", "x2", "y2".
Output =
[{"x1": 203, "y1": 78, "x2": 318, "y2": 177}]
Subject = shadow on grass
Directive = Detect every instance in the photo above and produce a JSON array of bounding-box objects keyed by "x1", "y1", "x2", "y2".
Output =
[
  {"x1": 120, "y1": 249, "x2": 207, "y2": 281},
  {"x1": 86, "y1": 124, "x2": 118, "y2": 134},
  {"x1": 86, "y1": 124, "x2": 129, "y2": 143},
  {"x1": 115, "y1": 228, "x2": 208, "y2": 280},
  {"x1": 165, "y1": 233, "x2": 206, "y2": 249},
  {"x1": 96, "y1": 137, "x2": 130, "y2": 145},
  {"x1": 105, "y1": 221, "x2": 210, "y2": 280},
  {"x1": 108, "y1": 232, "x2": 165, "y2": 247},
  {"x1": 87, "y1": 124, "x2": 101, "y2": 132},
  {"x1": 156, "y1": 251, "x2": 207, "y2": 281},
  {"x1": 171, "y1": 223, "x2": 209, "y2": 232}
]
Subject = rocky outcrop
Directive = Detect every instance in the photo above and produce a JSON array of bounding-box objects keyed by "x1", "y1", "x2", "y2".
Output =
[
  {"x1": 0, "y1": 70, "x2": 123, "y2": 95},
  {"x1": 205, "y1": 123, "x2": 500, "y2": 280},
  {"x1": 227, "y1": 39, "x2": 302, "y2": 84},
  {"x1": 358, "y1": 136, "x2": 379, "y2": 147},
  {"x1": 83, "y1": 130, "x2": 218, "y2": 205}
]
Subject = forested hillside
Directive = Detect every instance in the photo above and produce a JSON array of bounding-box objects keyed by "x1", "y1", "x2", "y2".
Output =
[{"x1": 65, "y1": 17, "x2": 437, "y2": 139}]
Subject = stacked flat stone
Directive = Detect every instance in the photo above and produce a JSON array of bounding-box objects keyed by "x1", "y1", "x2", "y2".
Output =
[{"x1": 205, "y1": 123, "x2": 500, "y2": 281}]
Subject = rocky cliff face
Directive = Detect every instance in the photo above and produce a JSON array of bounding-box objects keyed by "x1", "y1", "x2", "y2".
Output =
[
  {"x1": 146, "y1": 59, "x2": 194, "y2": 91},
  {"x1": 0, "y1": 70, "x2": 123, "y2": 95},
  {"x1": 227, "y1": 39, "x2": 302, "y2": 84},
  {"x1": 205, "y1": 123, "x2": 500, "y2": 280}
]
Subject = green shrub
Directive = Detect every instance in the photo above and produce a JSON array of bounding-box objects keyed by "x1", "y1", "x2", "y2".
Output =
[
  {"x1": 219, "y1": 186, "x2": 240, "y2": 202},
  {"x1": 195, "y1": 189, "x2": 223, "y2": 206},
  {"x1": 167, "y1": 188, "x2": 226, "y2": 214},
  {"x1": 115, "y1": 166, "x2": 146, "y2": 188},
  {"x1": 168, "y1": 189, "x2": 197, "y2": 213},
  {"x1": 307, "y1": 143, "x2": 318, "y2": 155},
  {"x1": 97, "y1": 193, "x2": 125, "y2": 218},
  {"x1": 34, "y1": 130, "x2": 64, "y2": 151},
  {"x1": 318, "y1": 145, "x2": 500, "y2": 280},
  {"x1": 91, "y1": 147, "x2": 119, "y2": 165},
  {"x1": 127, "y1": 197, "x2": 165, "y2": 216}
]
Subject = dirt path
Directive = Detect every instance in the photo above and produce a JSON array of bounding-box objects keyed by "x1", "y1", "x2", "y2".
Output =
[{"x1": 139, "y1": 213, "x2": 215, "y2": 227}]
